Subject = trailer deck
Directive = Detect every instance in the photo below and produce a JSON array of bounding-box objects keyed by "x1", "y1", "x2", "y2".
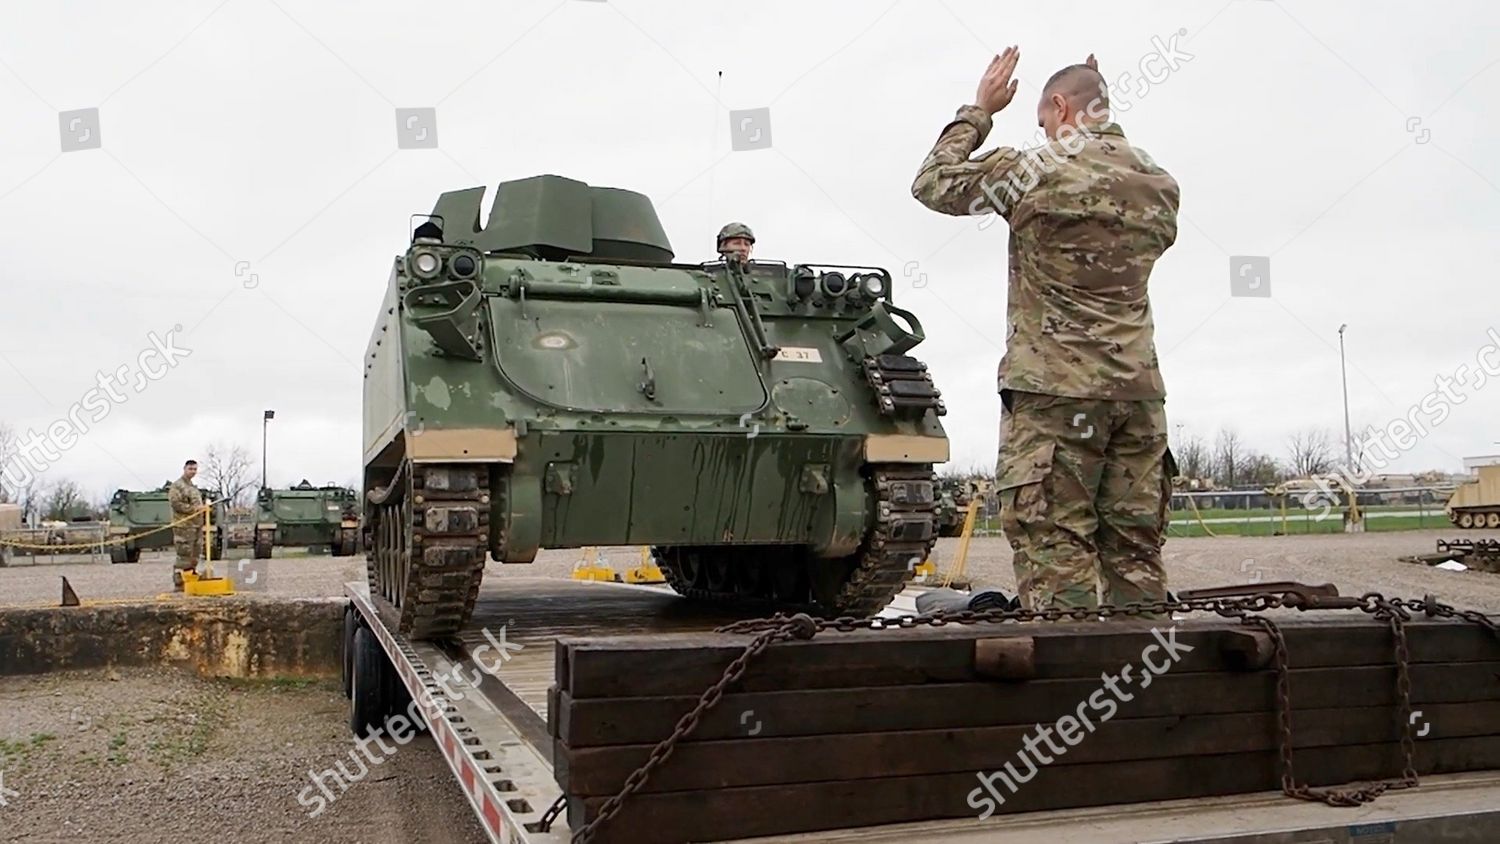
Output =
[{"x1": 344, "y1": 577, "x2": 1500, "y2": 844}]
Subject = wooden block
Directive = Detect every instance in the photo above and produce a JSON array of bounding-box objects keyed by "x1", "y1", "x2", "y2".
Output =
[
  {"x1": 563, "y1": 620, "x2": 1500, "y2": 698},
  {"x1": 556, "y1": 661, "x2": 1500, "y2": 746},
  {"x1": 566, "y1": 736, "x2": 1500, "y2": 844},
  {"x1": 557, "y1": 701, "x2": 1500, "y2": 795},
  {"x1": 973, "y1": 637, "x2": 1035, "y2": 680}
]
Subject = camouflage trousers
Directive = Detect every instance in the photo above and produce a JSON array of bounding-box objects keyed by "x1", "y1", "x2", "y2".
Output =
[
  {"x1": 173, "y1": 523, "x2": 203, "y2": 572},
  {"x1": 997, "y1": 391, "x2": 1174, "y2": 612}
]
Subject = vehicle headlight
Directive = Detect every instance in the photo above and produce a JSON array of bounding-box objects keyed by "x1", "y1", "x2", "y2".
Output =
[
  {"x1": 450, "y1": 253, "x2": 478, "y2": 278},
  {"x1": 410, "y1": 250, "x2": 443, "y2": 279},
  {"x1": 859, "y1": 273, "x2": 887, "y2": 298},
  {"x1": 820, "y1": 271, "x2": 848, "y2": 297}
]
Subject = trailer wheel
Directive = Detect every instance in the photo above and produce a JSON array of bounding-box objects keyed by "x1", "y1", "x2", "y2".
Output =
[
  {"x1": 124, "y1": 545, "x2": 141, "y2": 563},
  {"x1": 253, "y1": 529, "x2": 273, "y2": 559},
  {"x1": 109, "y1": 546, "x2": 128, "y2": 565},
  {"x1": 350, "y1": 626, "x2": 391, "y2": 737},
  {"x1": 341, "y1": 607, "x2": 357, "y2": 700}
]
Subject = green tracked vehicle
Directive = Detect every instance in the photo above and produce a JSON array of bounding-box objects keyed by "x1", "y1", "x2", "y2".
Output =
[
  {"x1": 934, "y1": 477, "x2": 974, "y2": 538},
  {"x1": 252, "y1": 481, "x2": 361, "y2": 559},
  {"x1": 363, "y1": 174, "x2": 949, "y2": 638},
  {"x1": 106, "y1": 483, "x2": 225, "y2": 564}
]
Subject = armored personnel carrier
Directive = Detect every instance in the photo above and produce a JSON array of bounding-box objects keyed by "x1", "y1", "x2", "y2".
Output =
[
  {"x1": 252, "y1": 481, "x2": 360, "y2": 558},
  {"x1": 362, "y1": 175, "x2": 948, "y2": 638},
  {"x1": 106, "y1": 484, "x2": 224, "y2": 564},
  {"x1": 1448, "y1": 465, "x2": 1500, "y2": 529},
  {"x1": 934, "y1": 477, "x2": 974, "y2": 537}
]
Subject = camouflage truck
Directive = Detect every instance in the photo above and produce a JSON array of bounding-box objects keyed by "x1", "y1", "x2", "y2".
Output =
[
  {"x1": 252, "y1": 481, "x2": 360, "y2": 558},
  {"x1": 363, "y1": 174, "x2": 949, "y2": 638},
  {"x1": 1448, "y1": 464, "x2": 1500, "y2": 529},
  {"x1": 106, "y1": 483, "x2": 225, "y2": 564}
]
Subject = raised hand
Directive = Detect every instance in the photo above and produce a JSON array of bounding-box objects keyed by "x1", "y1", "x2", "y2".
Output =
[{"x1": 975, "y1": 46, "x2": 1021, "y2": 115}]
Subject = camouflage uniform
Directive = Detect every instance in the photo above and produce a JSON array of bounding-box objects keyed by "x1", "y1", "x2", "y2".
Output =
[
  {"x1": 168, "y1": 475, "x2": 204, "y2": 582},
  {"x1": 912, "y1": 104, "x2": 1180, "y2": 611}
]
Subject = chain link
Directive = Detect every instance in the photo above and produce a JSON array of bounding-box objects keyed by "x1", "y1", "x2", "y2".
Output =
[{"x1": 568, "y1": 589, "x2": 1498, "y2": 841}]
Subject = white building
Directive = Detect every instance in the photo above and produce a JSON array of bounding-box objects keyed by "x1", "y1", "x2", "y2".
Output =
[{"x1": 1461, "y1": 455, "x2": 1500, "y2": 474}]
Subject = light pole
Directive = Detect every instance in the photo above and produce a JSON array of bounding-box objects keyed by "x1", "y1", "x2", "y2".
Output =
[
  {"x1": 262, "y1": 410, "x2": 275, "y2": 490},
  {"x1": 1337, "y1": 325, "x2": 1354, "y2": 471}
]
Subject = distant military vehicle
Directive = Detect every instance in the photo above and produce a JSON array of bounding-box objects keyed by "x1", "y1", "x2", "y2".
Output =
[
  {"x1": 935, "y1": 478, "x2": 974, "y2": 537},
  {"x1": 1448, "y1": 465, "x2": 1500, "y2": 529},
  {"x1": 252, "y1": 481, "x2": 360, "y2": 559},
  {"x1": 106, "y1": 483, "x2": 224, "y2": 564},
  {"x1": 0, "y1": 503, "x2": 20, "y2": 566},
  {"x1": 362, "y1": 174, "x2": 949, "y2": 638}
]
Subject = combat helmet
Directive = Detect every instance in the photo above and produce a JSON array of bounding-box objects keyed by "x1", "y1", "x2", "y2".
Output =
[{"x1": 716, "y1": 222, "x2": 755, "y2": 248}]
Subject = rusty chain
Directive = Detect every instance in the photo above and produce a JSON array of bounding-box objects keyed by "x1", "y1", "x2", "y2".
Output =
[{"x1": 553, "y1": 588, "x2": 1497, "y2": 841}]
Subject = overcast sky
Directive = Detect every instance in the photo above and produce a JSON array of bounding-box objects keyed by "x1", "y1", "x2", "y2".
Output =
[{"x1": 0, "y1": 0, "x2": 1496, "y2": 500}]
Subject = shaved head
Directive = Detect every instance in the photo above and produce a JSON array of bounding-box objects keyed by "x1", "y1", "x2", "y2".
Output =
[
  {"x1": 1037, "y1": 64, "x2": 1110, "y2": 141},
  {"x1": 1043, "y1": 64, "x2": 1109, "y2": 111}
]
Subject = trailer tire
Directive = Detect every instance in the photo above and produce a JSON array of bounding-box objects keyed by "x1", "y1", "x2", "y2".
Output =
[
  {"x1": 341, "y1": 607, "x2": 357, "y2": 700},
  {"x1": 109, "y1": 546, "x2": 129, "y2": 565},
  {"x1": 350, "y1": 626, "x2": 390, "y2": 738},
  {"x1": 125, "y1": 545, "x2": 141, "y2": 563}
]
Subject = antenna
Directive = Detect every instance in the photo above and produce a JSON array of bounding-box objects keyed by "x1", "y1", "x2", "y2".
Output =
[{"x1": 708, "y1": 70, "x2": 723, "y2": 226}]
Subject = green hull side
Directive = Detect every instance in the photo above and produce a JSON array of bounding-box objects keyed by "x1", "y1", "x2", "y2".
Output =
[{"x1": 520, "y1": 431, "x2": 867, "y2": 552}]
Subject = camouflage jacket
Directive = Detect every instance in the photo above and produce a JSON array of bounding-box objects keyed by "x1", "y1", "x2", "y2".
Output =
[
  {"x1": 168, "y1": 476, "x2": 204, "y2": 517},
  {"x1": 911, "y1": 105, "x2": 1179, "y2": 400}
]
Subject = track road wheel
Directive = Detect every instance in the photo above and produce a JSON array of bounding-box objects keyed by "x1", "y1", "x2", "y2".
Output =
[
  {"x1": 1488, "y1": 513, "x2": 1500, "y2": 529},
  {"x1": 367, "y1": 462, "x2": 495, "y2": 640},
  {"x1": 349, "y1": 625, "x2": 390, "y2": 737},
  {"x1": 1460, "y1": 513, "x2": 1475, "y2": 529},
  {"x1": 341, "y1": 607, "x2": 357, "y2": 699}
]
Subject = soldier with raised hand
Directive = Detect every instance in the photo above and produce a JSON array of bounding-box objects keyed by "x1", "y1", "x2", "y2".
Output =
[
  {"x1": 910, "y1": 48, "x2": 1181, "y2": 613},
  {"x1": 716, "y1": 222, "x2": 755, "y2": 265},
  {"x1": 168, "y1": 459, "x2": 205, "y2": 591}
]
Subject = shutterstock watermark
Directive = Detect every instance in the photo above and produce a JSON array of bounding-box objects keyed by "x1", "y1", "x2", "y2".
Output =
[
  {"x1": 1301, "y1": 326, "x2": 1500, "y2": 517},
  {"x1": 0, "y1": 326, "x2": 191, "y2": 497},
  {"x1": 296, "y1": 622, "x2": 523, "y2": 818},
  {"x1": 966, "y1": 625, "x2": 1194, "y2": 818},
  {"x1": 968, "y1": 29, "x2": 1192, "y2": 228}
]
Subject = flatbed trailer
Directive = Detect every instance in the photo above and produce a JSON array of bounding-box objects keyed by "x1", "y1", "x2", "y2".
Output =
[{"x1": 343, "y1": 577, "x2": 1500, "y2": 844}]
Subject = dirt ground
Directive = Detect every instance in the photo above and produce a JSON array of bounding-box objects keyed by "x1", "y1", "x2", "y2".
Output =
[
  {"x1": 0, "y1": 669, "x2": 487, "y2": 844},
  {"x1": 5, "y1": 528, "x2": 1500, "y2": 611},
  {"x1": 2, "y1": 529, "x2": 1498, "y2": 843}
]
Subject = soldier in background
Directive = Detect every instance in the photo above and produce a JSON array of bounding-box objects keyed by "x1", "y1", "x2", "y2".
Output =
[
  {"x1": 168, "y1": 459, "x2": 204, "y2": 591},
  {"x1": 716, "y1": 222, "x2": 755, "y2": 265},
  {"x1": 910, "y1": 48, "x2": 1180, "y2": 613}
]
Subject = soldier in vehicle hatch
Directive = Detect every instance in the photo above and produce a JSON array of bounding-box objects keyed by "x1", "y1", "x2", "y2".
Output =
[
  {"x1": 716, "y1": 222, "x2": 755, "y2": 265},
  {"x1": 910, "y1": 48, "x2": 1181, "y2": 614},
  {"x1": 167, "y1": 459, "x2": 205, "y2": 590}
]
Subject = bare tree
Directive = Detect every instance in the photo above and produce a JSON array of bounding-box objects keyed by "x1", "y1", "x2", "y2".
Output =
[
  {"x1": 201, "y1": 442, "x2": 257, "y2": 507},
  {"x1": 1241, "y1": 451, "x2": 1284, "y2": 487},
  {"x1": 40, "y1": 479, "x2": 85, "y2": 521},
  {"x1": 1174, "y1": 435, "x2": 1211, "y2": 482},
  {"x1": 16, "y1": 476, "x2": 39, "y2": 524},
  {"x1": 1214, "y1": 429, "x2": 1245, "y2": 488},
  {"x1": 0, "y1": 423, "x2": 17, "y2": 504},
  {"x1": 1286, "y1": 427, "x2": 1335, "y2": 478}
]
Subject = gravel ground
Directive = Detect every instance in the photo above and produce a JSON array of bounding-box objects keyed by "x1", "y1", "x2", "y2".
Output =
[
  {"x1": 0, "y1": 669, "x2": 486, "y2": 844},
  {"x1": 2, "y1": 528, "x2": 1497, "y2": 844},
  {"x1": 6, "y1": 529, "x2": 1499, "y2": 611}
]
